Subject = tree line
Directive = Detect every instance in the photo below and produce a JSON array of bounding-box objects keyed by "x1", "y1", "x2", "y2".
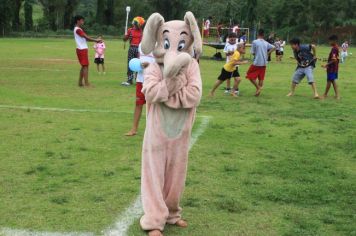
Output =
[{"x1": 1, "y1": 0, "x2": 355, "y2": 41}]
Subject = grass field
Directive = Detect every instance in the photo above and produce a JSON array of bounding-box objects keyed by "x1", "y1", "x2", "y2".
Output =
[{"x1": 0, "y1": 38, "x2": 355, "y2": 236}]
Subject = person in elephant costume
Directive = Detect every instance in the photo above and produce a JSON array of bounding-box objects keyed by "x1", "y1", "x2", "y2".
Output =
[{"x1": 139, "y1": 11, "x2": 203, "y2": 236}]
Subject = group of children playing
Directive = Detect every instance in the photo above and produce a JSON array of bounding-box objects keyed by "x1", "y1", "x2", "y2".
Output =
[
  {"x1": 73, "y1": 14, "x2": 347, "y2": 138},
  {"x1": 209, "y1": 28, "x2": 345, "y2": 100}
]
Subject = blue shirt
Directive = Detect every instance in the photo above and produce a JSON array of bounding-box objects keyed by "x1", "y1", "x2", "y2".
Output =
[{"x1": 251, "y1": 39, "x2": 275, "y2": 66}]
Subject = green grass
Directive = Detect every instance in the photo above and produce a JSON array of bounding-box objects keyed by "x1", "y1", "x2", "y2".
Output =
[{"x1": 0, "y1": 38, "x2": 355, "y2": 236}]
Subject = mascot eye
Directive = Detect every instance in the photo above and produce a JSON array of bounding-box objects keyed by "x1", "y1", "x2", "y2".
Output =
[
  {"x1": 164, "y1": 39, "x2": 170, "y2": 49},
  {"x1": 178, "y1": 40, "x2": 186, "y2": 51}
]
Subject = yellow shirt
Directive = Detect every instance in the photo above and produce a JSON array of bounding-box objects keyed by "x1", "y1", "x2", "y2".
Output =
[{"x1": 223, "y1": 51, "x2": 241, "y2": 72}]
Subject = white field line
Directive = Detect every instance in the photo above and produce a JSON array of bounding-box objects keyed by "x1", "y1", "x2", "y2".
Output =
[
  {"x1": 0, "y1": 67, "x2": 71, "y2": 72},
  {"x1": 0, "y1": 228, "x2": 94, "y2": 236},
  {"x1": 5, "y1": 58, "x2": 122, "y2": 65},
  {"x1": 0, "y1": 105, "x2": 122, "y2": 114},
  {"x1": 0, "y1": 105, "x2": 211, "y2": 119},
  {"x1": 0, "y1": 67, "x2": 124, "y2": 74},
  {"x1": 0, "y1": 110, "x2": 211, "y2": 236},
  {"x1": 104, "y1": 115, "x2": 211, "y2": 236}
]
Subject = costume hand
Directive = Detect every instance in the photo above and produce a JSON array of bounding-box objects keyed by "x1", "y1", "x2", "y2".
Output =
[{"x1": 141, "y1": 62, "x2": 150, "y2": 68}]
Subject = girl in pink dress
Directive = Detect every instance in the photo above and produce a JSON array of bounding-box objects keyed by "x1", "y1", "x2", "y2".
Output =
[{"x1": 93, "y1": 35, "x2": 106, "y2": 75}]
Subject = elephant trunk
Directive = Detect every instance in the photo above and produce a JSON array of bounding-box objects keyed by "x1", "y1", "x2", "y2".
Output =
[{"x1": 163, "y1": 52, "x2": 192, "y2": 79}]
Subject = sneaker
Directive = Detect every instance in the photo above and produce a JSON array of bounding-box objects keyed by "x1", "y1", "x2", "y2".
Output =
[
  {"x1": 224, "y1": 89, "x2": 231, "y2": 94},
  {"x1": 234, "y1": 90, "x2": 240, "y2": 96},
  {"x1": 121, "y1": 81, "x2": 132, "y2": 86}
]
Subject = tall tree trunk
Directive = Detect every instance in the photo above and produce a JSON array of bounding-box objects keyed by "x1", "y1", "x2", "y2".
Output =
[
  {"x1": 96, "y1": 0, "x2": 105, "y2": 25},
  {"x1": 105, "y1": 0, "x2": 114, "y2": 25},
  {"x1": 24, "y1": 0, "x2": 33, "y2": 31},
  {"x1": 12, "y1": 0, "x2": 23, "y2": 31}
]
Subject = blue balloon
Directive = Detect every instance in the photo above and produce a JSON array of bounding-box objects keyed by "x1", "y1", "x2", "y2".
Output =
[{"x1": 129, "y1": 58, "x2": 143, "y2": 72}]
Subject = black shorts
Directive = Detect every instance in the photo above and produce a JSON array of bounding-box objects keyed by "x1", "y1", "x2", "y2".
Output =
[
  {"x1": 276, "y1": 50, "x2": 283, "y2": 56},
  {"x1": 218, "y1": 68, "x2": 240, "y2": 81},
  {"x1": 94, "y1": 58, "x2": 104, "y2": 64}
]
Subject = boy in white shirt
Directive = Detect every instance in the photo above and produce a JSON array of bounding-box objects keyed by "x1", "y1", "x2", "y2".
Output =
[{"x1": 73, "y1": 15, "x2": 101, "y2": 87}]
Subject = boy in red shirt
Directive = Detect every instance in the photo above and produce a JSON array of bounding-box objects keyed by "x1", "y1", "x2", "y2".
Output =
[
  {"x1": 322, "y1": 35, "x2": 340, "y2": 99},
  {"x1": 73, "y1": 15, "x2": 101, "y2": 87}
]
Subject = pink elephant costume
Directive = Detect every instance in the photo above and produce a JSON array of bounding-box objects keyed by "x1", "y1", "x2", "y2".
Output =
[{"x1": 140, "y1": 12, "x2": 203, "y2": 232}]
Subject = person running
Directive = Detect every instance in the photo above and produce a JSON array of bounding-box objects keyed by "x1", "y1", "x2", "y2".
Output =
[
  {"x1": 245, "y1": 29, "x2": 275, "y2": 96},
  {"x1": 340, "y1": 40, "x2": 349, "y2": 63},
  {"x1": 223, "y1": 33, "x2": 238, "y2": 94},
  {"x1": 209, "y1": 44, "x2": 248, "y2": 97}
]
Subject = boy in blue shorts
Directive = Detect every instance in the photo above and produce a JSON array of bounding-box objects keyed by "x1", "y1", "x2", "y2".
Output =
[
  {"x1": 287, "y1": 38, "x2": 319, "y2": 98},
  {"x1": 322, "y1": 35, "x2": 340, "y2": 99}
]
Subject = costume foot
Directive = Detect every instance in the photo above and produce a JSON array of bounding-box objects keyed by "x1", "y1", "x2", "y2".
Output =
[
  {"x1": 286, "y1": 92, "x2": 294, "y2": 97},
  {"x1": 148, "y1": 230, "x2": 163, "y2": 236},
  {"x1": 125, "y1": 130, "x2": 137, "y2": 136},
  {"x1": 175, "y1": 219, "x2": 188, "y2": 228}
]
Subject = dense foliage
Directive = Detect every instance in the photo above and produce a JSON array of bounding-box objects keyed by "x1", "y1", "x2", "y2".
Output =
[{"x1": 0, "y1": 0, "x2": 355, "y2": 41}]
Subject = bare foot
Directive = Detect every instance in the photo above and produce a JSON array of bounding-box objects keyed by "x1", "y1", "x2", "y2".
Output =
[
  {"x1": 255, "y1": 87, "x2": 262, "y2": 97},
  {"x1": 209, "y1": 91, "x2": 215, "y2": 97},
  {"x1": 175, "y1": 219, "x2": 188, "y2": 228},
  {"x1": 84, "y1": 84, "x2": 94, "y2": 88},
  {"x1": 125, "y1": 130, "x2": 137, "y2": 136},
  {"x1": 314, "y1": 94, "x2": 320, "y2": 99},
  {"x1": 335, "y1": 96, "x2": 341, "y2": 100},
  {"x1": 148, "y1": 230, "x2": 163, "y2": 236},
  {"x1": 286, "y1": 92, "x2": 294, "y2": 97}
]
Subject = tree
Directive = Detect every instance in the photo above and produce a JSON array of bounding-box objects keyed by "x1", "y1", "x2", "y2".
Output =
[
  {"x1": 0, "y1": 0, "x2": 14, "y2": 35},
  {"x1": 105, "y1": 0, "x2": 115, "y2": 25},
  {"x1": 24, "y1": 0, "x2": 34, "y2": 31},
  {"x1": 12, "y1": 0, "x2": 24, "y2": 31},
  {"x1": 64, "y1": 0, "x2": 80, "y2": 29},
  {"x1": 96, "y1": 0, "x2": 105, "y2": 25}
]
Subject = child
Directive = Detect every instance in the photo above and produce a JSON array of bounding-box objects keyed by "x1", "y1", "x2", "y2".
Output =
[
  {"x1": 223, "y1": 33, "x2": 238, "y2": 94},
  {"x1": 209, "y1": 44, "x2": 248, "y2": 97},
  {"x1": 279, "y1": 39, "x2": 286, "y2": 61},
  {"x1": 73, "y1": 15, "x2": 101, "y2": 87},
  {"x1": 341, "y1": 40, "x2": 349, "y2": 63},
  {"x1": 203, "y1": 16, "x2": 212, "y2": 39},
  {"x1": 287, "y1": 38, "x2": 319, "y2": 98},
  {"x1": 125, "y1": 44, "x2": 155, "y2": 136},
  {"x1": 246, "y1": 29, "x2": 275, "y2": 96},
  {"x1": 93, "y1": 35, "x2": 106, "y2": 75},
  {"x1": 321, "y1": 35, "x2": 340, "y2": 99},
  {"x1": 275, "y1": 37, "x2": 282, "y2": 62}
]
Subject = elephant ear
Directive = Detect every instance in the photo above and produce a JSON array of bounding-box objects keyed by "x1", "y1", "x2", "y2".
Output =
[
  {"x1": 184, "y1": 11, "x2": 202, "y2": 59},
  {"x1": 141, "y1": 13, "x2": 165, "y2": 55}
]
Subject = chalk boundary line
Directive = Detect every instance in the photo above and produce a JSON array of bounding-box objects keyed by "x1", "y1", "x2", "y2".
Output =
[{"x1": 0, "y1": 107, "x2": 211, "y2": 236}]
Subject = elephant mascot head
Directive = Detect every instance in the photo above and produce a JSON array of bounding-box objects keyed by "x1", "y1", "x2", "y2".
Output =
[{"x1": 141, "y1": 11, "x2": 202, "y2": 79}]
